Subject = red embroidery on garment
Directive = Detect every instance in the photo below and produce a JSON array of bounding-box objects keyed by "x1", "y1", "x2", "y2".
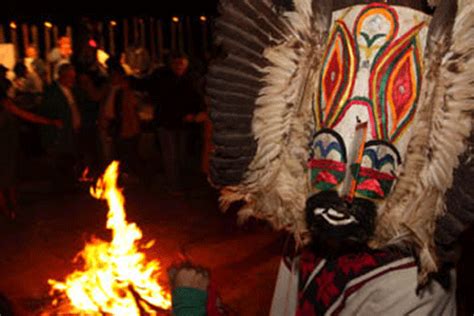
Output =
[
  {"x1": 338, "y1": 253, "x2": 378, "y2": 275},
  {"x1": 315, "y1": 270, "x2": 340, "y2": 306},
  {"x1": 300, "y1": 251, "x2": 321, "y2": 282},
  {"x1": 296, "y1": 300, "x2": 317, "y2": 316},
  {"x1": 331, "y1": 261, "x2": 417, "y2": 314},
  {"x1": 296, "y1": 247, "x2": 411, "y2": 314}
]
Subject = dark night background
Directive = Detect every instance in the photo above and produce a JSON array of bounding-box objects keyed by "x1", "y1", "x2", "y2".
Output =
[
  {"x1": 0, "y1": 1, "x2": 472, "y2": 314},
  {"x1": 0, "y1": 0, "x2": 220, "y2": 59},
  {"x1": 0, "y1": 0, "x2": 219, "y2": 21}
]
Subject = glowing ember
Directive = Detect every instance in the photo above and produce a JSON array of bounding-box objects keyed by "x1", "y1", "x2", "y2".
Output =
[
  {"x1": 48, "y1": 161, "x2": 171, "y2": 314},
  {"x1": 78, "y1": 167, "x2": 93, "y2": 183}
]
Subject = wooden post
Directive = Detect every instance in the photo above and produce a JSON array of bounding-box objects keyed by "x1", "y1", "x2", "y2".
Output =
[
  {"x1": 185, "y1": 16, "x2": 193, "y2": 56},
  {"x1": 31, "y1": 25, "x2": 39, "y2": 48},
  {"x1": 157, "y1": 19, "x2": 164, "y2": 65},
  {"x1": 133, "y1": 17, "x2": 139, "y2": 47},
  {"x1": 21, "y1": 24, "x2": 29, "y2": 54},
  {"x1": 10, "y1": 22, "x2": 19, "y2": 60},
  {"x1": 66, "y1": 26, "x2": 72, "y2": 41},
  {"x1": 139, "y1": 18, "x2": 146, "y2": 48},
  {"x1": 44, "y1": 24, "x2": 51, "y2": 59},
  {"x1": 53, "y1": 25, "x2": 58, "y2": 45},
  {"x1": 200, "y1": 16, "x2": 208, "y2": 56},
  {"x1": 123, "y1": 19, "x2": 129, "y2": 52},
  {"x1": 98, "y1": 22, "x2": 105, "y2": 49},
  {"x1": 149, "y1": 18, "x2": 156, "y2": 62},
  {"x1": 0, "y1": 25, "x2": 5, "y2": 43},
  {"x1": 178, "y1": 18, "x2": 184, "y2": 54},
  {"x1": 171, "y1": 17, "x2": 177, "y2": 53},
  {"x1": 108, "y1": 21, "x2": 116, "y2": 56},
  {"x1": 44, "y1": 22, "x2": 52, "y2": 83},
  {"x1": 65, "y1": 26, "x2": 73, "y2": 53}
]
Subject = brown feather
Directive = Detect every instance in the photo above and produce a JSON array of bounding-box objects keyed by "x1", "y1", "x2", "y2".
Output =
[{"x1": 370, "y1": 0, "x2": 474, "y2": 281}]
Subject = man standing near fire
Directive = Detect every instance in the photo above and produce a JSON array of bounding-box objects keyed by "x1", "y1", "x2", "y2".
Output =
[{"x1": 150, "y1": 52, "x2": 205, "y2": 195}]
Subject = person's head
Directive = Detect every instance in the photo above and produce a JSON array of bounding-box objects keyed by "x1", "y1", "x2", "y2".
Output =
[
  {"x1": 170, "y1": 52, "x2": 189, "y2": 77},
  {"x1": 25, "y1": 45, "x2": 38, "y2": 59},
  {"x1": 57, "y1": 63, "x2": 76, "y2": 88},
  {"x1": 13, "y1": 62, "x2": 28, "y2": 78},
  {"x1": 58, "y1": 36, "x2": 73, "y2": 59}
]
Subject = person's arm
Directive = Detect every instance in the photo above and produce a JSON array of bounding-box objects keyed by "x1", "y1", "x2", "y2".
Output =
[
  {"x1": 169, "y1": 266, "x2": 209, "y2": 316},
  {"x1": 2, "y1": 98, "x2": 62, "y2": 127}
]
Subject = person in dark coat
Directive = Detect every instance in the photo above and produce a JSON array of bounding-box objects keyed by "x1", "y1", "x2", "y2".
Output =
[
  {"x1": 150, "y1": 53, "x2": 205, "y2": 194},
  {"x1": 41, "y1": 63, "x2": 81, "y2": 192}
]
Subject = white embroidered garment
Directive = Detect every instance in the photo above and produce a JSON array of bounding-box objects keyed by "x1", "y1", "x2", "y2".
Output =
[{"x1": 270, "y1": 256, "x2": 456, "y2": 316}]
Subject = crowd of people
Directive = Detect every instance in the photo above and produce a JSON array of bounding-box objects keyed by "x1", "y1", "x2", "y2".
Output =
[{"x1": 0, "y1": 36, "x2": 210, "y2": 219}]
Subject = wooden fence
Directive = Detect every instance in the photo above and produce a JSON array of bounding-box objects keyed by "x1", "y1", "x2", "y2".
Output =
[{"x1": 0, "y1": 15, "x2": 212, "y2": 66}]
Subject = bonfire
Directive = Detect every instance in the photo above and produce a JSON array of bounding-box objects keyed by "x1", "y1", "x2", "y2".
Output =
[{"x1": 48, "y1": 161, "x2": 171, "y2": 315}]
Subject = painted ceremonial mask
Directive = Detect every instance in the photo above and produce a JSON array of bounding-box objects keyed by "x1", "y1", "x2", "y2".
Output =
[
  {"x1": 209, "y1": 0, "x2": 474, "y2": 280},
  {"x1": 306, "y1": 4, "x2": 431, "y2": 241}
]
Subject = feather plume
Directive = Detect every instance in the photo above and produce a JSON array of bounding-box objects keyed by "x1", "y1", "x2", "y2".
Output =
[
  {"x1": 210, "y1": 0, "x2": 474, "y2": 283},
  {"x1": 209, "y1": 0, "x2": 331, "y2": 238},
  {"x1": 370, "y1": 0, "x2": 474, "y2": 281}
]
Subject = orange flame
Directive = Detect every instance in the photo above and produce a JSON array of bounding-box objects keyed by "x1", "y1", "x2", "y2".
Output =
[{"x1": 48, "y1": 161, "x2": 171, "y2": 314}]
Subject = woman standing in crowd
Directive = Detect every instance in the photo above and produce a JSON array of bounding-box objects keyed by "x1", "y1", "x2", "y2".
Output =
[
  {"x1": 99, "y1": 61, "x2": 141, "y2": 178},
  {"x1": 0, "y1": 79, "x2": 62, "y2": 219}
]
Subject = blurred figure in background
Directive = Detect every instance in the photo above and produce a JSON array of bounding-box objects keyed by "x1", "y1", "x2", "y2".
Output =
[
  {"x1": 24, "y1": 45, "x2": 47, "y2": 85},
  {"x1": 120, "y1": 53, "x2": 134, "y2": 76},
  {"x1": 41, "y1": 63, "x2": 80, "y2": 192},
  {"x1": 0, "y1": 65, "x2": 12, "y2": 98},
  {"x1": 48, "y1": 36, "x2": 73, "y2": 79},
  {"x1": 12, "y1": 61, "x2": 44, "y2": 159},
  {"x1": 99, "y1": 60, "x2": 141, "y2": 180},
  {"x1": 150, "y1": 52, "x2": 205, "y2": 194},
  {"x1": 75, "y1": 66, "x2": 107, "y2": 177},
  {"x1": 124, "y1": 44, "x2": 151, "y2": 78},
  {"x1": 0, "y1": 77, "x2": 61, "y2": 219},
  {"x1": 12, "y1": 61, "x2": 43, "y2": 109}
]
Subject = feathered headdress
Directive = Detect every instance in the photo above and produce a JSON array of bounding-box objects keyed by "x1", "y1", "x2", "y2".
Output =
[{"x1": 208, "y1": 0, "x2": 474, "y2": 282}]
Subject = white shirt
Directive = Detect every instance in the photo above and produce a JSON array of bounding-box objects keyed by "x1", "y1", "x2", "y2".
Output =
[{"x1": 58, "y1": 83, "x2": 81, "y2": 131}]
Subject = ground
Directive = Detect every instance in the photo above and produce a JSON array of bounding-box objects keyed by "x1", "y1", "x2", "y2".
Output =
[
  {"x1": 0, "y1": 157, "x2": 473, "y2": 315},
  {"x1": 0, "y1": 166, "x2": 283, "y2": 315}
]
